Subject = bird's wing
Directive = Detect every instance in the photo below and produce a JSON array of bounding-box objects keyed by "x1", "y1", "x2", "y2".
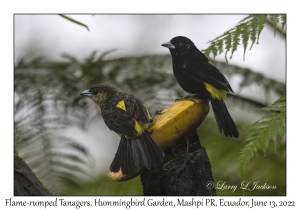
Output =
[
  {"x1": 103, "y1": 93, "x2": 150, "y2": 137},
  {"x1": 125, "y1": 94, "x2": 150, "y2": 125},
  {"x1": 189, "y1": 61, "x2": 234, "y2": 92},
  {"x1": 103, "y1": 109, "x2": 138, "y2": 137}
]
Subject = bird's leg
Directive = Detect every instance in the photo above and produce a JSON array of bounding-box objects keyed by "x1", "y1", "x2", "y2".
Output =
[
  {"x1": 185, "y1": 137, "x2": 189, "y2": 155},
  {"x1": 150, "y1": 109, "x2": 164, "y2": 123}
]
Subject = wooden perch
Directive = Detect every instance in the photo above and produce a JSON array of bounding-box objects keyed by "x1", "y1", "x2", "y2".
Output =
[
  {"x1": 141, "y1": 131, "x2": 216, "y2": 195},
  {"x1": 14, "y1": 150, "x2": 51, "y2": 196}
]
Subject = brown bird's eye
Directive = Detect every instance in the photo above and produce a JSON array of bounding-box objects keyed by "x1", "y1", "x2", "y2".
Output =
[{"x1": 92, "y1": 90, "x2": 98, "y2": 95}]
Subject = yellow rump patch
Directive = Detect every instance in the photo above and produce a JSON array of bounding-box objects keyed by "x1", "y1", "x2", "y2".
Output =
[
  {"x1": 116, "y1": 100, "x2": 126, "y2": 111},
  {"x1": 204, "y1": 82, "x2": 227, "y2": 101},
  {"x1": 134, "y1": 120, "x2": 147, "y2": 136}
]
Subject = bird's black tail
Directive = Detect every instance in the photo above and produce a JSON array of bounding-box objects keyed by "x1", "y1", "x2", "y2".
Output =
[
  {"x1": 211, "y1": 98, "x2": 239, "y2": 138},
  {"x1": 110, "y1": 131, "x2": 164, "y2": 177}
]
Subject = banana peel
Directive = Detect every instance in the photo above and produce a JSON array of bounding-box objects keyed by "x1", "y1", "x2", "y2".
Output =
[{"x1": 108, "y1": 97, "x2": 209, "y2": 181}]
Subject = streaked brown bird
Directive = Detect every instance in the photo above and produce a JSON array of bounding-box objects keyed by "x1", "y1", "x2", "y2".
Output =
[{"x1": 81, "y1": 85, "x2": 164, "y2": 177}]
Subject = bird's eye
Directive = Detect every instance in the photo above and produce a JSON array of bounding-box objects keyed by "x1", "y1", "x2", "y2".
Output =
[
  {"x1": 92, "y1": 90, "x2": 98, "y2": 95},
  {"x1": 179, "y1": 43, "x2": 183, "y2": 47}
]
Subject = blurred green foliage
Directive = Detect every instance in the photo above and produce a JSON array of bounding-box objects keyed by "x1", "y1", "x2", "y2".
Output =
[
  {"x1": 199, "y1": 119, "x2": 286, "y2": 196},
  {"x1": 63, "y1": 175, "x2": 143, "y2": 196}
]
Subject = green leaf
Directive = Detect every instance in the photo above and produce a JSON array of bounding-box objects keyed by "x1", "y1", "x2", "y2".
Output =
[
  {"x1": 256, "y1": 15, "x2": 268, "y2": 44},
  {"x1": 224, "y1": 32, "x2": 232, "y2": 63},
  {"x1": 211, "y1": 41, "x2": 218, "y2": 59},
  {"x1": 249, "y1": 15, "x2": 259, "y2": 50},
  {"x1": 216, "y1": 38, "x2": 224, "y2": 56},
  {"x1": 230, "y1": 26, "x2": 240, "y2": 59},
  {"x1": 59, "y1": 14, "x2": 90, "y2": 31},
  {"x1": 240, "y1": 23, "x2": 249, "y2": 60},
  {"x1": 281, "y1": 15, "x2": 286, "y2": 33}
]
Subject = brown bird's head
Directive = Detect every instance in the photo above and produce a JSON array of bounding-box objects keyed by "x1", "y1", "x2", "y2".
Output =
[
  {"x1": 80, "y1": 85, "x2": 117, "y2": 107},
  {"x1": 162, "y1": 36, "x2": 196, "y2": 56}
]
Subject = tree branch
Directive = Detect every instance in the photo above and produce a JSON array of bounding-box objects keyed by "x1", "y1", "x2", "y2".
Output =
[{"x1": 14, "y1": 150, "x2": 51, "y2": 196}]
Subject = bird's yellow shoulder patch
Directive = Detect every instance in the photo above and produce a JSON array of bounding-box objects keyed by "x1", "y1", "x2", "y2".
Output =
[
  {"x1": 146, "y1": 109, "x2": 151, "y2": 118},
  {"x1": 204, "y1": 82, "x2": 227, "y2": 101},
  {"x1": 116, "y1": 100, "x2": 126, "y2": 111},
  {"x1": 134, "y1": 120, "x2": 147, "y2": 136}
]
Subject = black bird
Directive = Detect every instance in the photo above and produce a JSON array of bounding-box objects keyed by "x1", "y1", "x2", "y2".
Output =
[
  {"x1": 162, "y1": 36, "x2": 239, "y2": 138},
  {"x1": 81, "y1": 85, "x2": 164, "y2": 177}
]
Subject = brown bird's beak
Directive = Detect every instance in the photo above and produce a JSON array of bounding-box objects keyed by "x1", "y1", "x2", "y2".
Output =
[{"x1": 80, "y1": 89, "x2": 92, "y2": 97}]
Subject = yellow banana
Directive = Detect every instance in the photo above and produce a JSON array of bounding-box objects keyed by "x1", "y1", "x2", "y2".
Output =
[
  {"x1": 108, "y1": 97, "x2": 209, "y2": 181},
  {"x1": 148, "y1": 97, "x2": 209, "y2": 150}
]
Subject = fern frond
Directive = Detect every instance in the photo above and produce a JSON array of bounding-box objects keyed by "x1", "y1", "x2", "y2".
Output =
[
  {"x1": 15, "y1": 119, "x2": 94, "y2": 194},
  {"x1": 268, "y1": 15, "x2": 280, "y2": 37},
  {"x1": 203, "y1": 14, "x2": 285, "y2": 61},
  {"x1": 239, "y1": 95, "x2": 286, "y2": 179}
]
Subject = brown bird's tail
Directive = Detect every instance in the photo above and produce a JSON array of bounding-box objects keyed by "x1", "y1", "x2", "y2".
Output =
[
  {"x1": 210, "y1": 98, "x2": 239, "y2": 138},
  {"x1": 110, "y1": 131, "x2": 164, "y2": 177}
]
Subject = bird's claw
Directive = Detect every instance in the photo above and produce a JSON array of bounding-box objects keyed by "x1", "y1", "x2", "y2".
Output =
[
  {"x1": 150, "y1": 109, "x2": 164, "y2": 122},
  {"x1": 175, "y1": 94, "x2": 198, "y2": 104}
]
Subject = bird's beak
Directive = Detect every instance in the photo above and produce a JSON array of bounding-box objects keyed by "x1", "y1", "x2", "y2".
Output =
[
  {"x1": 162, "y1": 41, "x2": 175, "y2": 49},
  {"x1": 80, "y1": 89, "x2": 92, "y2": 97}
]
